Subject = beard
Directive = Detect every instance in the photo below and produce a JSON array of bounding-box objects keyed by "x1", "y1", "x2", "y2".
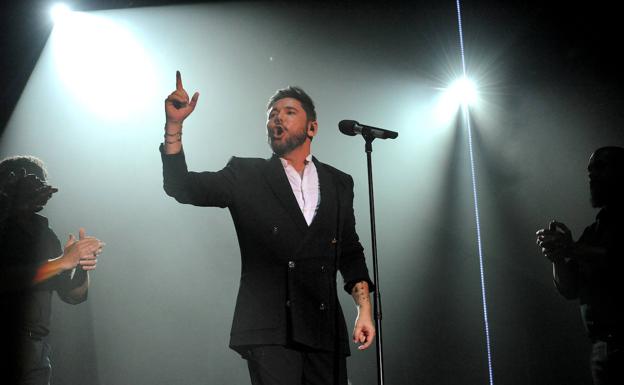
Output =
[
  {"x1": 590, "y1": 180, "x2": 624, "y2": 208},
  {"x1": 268, "y1": 128, "x2": 308, "y2": 157},
  {"x1": 590, "y1": 185, "x2": 606, "y2": 208}
]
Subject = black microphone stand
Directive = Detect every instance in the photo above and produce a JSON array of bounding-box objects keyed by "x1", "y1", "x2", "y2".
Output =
[{"x1": 363, "y1": 132, "x2": 385, "y2": 385}]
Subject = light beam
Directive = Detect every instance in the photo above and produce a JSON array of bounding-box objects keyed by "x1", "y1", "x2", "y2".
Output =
[{"x1": 455, "y1": 1, "x2": 495, "y2": 384}]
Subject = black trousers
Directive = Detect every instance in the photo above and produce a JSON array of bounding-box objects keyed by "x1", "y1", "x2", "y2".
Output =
[
  {"x1": 590, "y1": 338, "x2": 623, "y2": 385},
  {"x1": 244, "y1": 345, "x2": 348, "y2": 385},
  {"x1": 6, "y1": 336, "x2": 52, "y2": 385}
]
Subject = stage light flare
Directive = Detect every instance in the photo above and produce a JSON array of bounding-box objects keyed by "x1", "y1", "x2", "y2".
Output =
[
  {"x1": 50, "y1": 12, "x2": 157, "y2": 121},
  {"x1": 450, "y1": 76, "x2": 478, "y2": 107},
  {"x1": 51, "y1": 3, "x2": 72, "y2": 24},
  {"x1": 434, "y1": 76, "x2": 479, "y2": 123}
]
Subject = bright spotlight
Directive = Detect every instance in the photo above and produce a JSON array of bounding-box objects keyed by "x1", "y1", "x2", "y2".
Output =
[
  {"x1": 449, "y1": 76, "x2": 478, "y2": 107},
  {"x1": 433, "y1": 76, "x2": 478, "y2": 123},
  {"x1": 50, "y1": 12, "x2": 158, "y2": 121},
  {"x1": 51, "y1": 3, "x2": 72, "y2": 24}
]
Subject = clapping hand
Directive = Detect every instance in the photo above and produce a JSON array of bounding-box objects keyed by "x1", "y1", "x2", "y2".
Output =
[{"x1": 536, "y1": 220, "x2": 573, "y2": 262}]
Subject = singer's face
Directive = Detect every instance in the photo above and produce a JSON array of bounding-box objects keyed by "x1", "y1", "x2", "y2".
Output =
[{"x1": 266, "y1": 98, "x2": 313, "y2": 156}]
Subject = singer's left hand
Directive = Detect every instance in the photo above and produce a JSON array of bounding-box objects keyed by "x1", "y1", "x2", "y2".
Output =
[{"x1": 353, "y1": 313, "x2": 376, "y2": 350}]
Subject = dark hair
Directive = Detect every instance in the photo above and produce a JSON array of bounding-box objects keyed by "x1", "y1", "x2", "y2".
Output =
[
  {"x1": 0, "y1": 156, "x2": 47, "y2": 182},
  {"x1": 267, "y1": 86, "x2": 317, "y2": 121}
]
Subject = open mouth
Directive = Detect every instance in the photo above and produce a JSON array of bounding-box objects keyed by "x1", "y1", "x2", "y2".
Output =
[{"x1": 270, "y1": 126, "x2": 285, "y2": 140}]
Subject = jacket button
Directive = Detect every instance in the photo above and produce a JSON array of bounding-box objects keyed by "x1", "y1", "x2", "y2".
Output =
[
  {"x1": 320, "y1": 265, "x2": 326, "y2": 272},
  {"x1": 288, "y1": 261, "x2": 296, "y2": 269},
  {"x1": 272, "y1": 226, "x2": 279, "y2": 235},
  {"x1": 286, "y1": 300, "x2": 291, "y2": 307},
  {"x1": 319, "y1": 302, "x2": 326, "y2": 311}
]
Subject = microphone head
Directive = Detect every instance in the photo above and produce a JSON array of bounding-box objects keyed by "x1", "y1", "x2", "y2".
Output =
[{"x1": 338, "y1": 120, "x2": 358, "y2": 136}]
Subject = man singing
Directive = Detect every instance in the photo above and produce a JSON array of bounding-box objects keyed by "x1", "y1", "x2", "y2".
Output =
[{"x1": 160, "y1": 71, "x2": 375, "y2": 385}]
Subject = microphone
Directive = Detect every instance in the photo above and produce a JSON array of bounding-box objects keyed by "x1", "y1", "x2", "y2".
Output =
[{"x1": 338, "y1": 120, "x2": 398, "y2": 140}]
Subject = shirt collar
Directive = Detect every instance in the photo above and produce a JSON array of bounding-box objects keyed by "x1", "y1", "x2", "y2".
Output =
[
  {"x1": 14, "y1": 213, "x2": 49, "y2": 235},
  {"x1": 279, "y1": 154, "x2": 313, "y2": 169}
]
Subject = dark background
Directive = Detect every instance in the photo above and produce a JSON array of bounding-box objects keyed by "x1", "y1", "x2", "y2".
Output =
[{"x1": 1, "y1": 1, "x2": 623, "y2": 385}]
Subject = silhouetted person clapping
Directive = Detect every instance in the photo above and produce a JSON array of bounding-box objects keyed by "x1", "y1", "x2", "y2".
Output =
[
  {"x1": 0, "y1": 156, "x2": 104, "y2": 385},
  {"x1": 536, "y1": 146, "x2": 624, "y2": 385}
]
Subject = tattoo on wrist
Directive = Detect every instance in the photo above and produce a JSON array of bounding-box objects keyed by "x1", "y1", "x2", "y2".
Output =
[{"x1": 352, "y1": 282, "x2": 370, "y2": 304}]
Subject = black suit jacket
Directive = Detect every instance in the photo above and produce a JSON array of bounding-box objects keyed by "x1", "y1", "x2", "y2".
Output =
[{"x1": 161, "y1": 146, "x2": 373, "y2": 355}]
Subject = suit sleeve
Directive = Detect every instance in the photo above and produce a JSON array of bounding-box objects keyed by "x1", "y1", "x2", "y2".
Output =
[
  {"x1": 339, "y1": 174, "x2": 375, "y2": 294},
  {"x1": 160, "y1": 144, "x2": 238, "y2": 208}
]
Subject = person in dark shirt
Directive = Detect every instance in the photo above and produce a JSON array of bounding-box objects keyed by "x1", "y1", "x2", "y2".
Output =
[
  {"x1": 0, "y1": 156, "x2": 105, "y2": 385},
  {"x1": 536, "y1": 146, "x2": 624, "y2": 385}
]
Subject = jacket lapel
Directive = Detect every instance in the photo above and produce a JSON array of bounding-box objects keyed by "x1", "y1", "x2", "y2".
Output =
[
  {"x1": 263, "y1": 155, "x2": 309, "y2": 234},
  {"x1": 307, "y1": 157, "x2": 338, "y2": 236}
]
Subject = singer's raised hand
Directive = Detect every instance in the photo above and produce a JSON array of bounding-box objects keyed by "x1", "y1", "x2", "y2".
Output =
[{"x1": 165, "y1": 71, "x2": 199, "y2": 125}]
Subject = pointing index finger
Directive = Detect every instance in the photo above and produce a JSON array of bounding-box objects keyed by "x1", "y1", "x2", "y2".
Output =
[{"x1": 176, "y1": 70, "x2": 183, "y2": 91}]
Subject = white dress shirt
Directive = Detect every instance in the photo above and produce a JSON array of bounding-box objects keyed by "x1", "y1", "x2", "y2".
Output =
[{"x1": 280, "y1": 154, "x2": 320, "y2": 226}]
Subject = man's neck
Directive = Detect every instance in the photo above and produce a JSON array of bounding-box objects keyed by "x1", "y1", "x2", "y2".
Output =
[
  {"x1": 281, "y1": 144, "x2": 311, "y2": 175},
  {"x1": 604, "y1": 201, "x2": 624, "y2": 212},
  {"x1": 13, "y1": 212, "x2": 41, "y2": 233}
]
